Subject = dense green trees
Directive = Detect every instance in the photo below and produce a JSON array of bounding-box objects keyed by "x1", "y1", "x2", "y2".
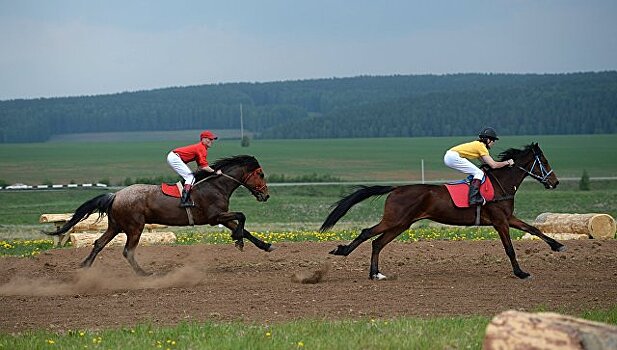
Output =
[{"x1": 1, "y1": 72, "x2": 615, "y2": 143}]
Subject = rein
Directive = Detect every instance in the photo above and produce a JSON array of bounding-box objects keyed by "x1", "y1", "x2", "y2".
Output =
[
  {"x1": 193, "y1": 167, "x2": 265, "y2": 195},
  {"x1": 487, "y1": 148, "x2": 553, "y2": 202}
]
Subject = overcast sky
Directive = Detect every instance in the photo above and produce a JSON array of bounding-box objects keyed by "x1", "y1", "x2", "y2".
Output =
[{"x1": 1, "y1": 0, "x2": 616, "y2": 100}]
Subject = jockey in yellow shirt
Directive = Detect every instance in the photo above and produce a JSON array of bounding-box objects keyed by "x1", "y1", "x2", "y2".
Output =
[{"x1": 444, "y1": 127, "x2": 514, "y2": 205}]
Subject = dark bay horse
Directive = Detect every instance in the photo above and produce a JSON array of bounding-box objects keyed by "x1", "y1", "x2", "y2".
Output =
[
  {"x1": 320, "y1": 143, "x2": 564, "y2": 280},
  {"x1": 45, "y1": 155, "x2": 274, "y2": 275}
]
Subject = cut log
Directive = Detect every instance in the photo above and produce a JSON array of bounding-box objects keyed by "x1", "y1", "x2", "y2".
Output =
[
  {"x1": 521, "y1": 232, "x2": 589, "y2": 240},
  {"x1": 534, "y1": 213, "x2": 616, "y2": 239},
  {"x1": 483, "y1": 310, "x2": 617, "y2": 350},
  {"x1": 40, "y1": 213, "x2": 167, "y2": 232},
  {"x1": 69, "y1": 232, "x2": 177, "y2": 248}
]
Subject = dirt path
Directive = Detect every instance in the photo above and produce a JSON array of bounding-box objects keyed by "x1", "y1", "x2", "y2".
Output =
[{"x1": 1, "y1": 239, "x2": 616, "y2": 333}]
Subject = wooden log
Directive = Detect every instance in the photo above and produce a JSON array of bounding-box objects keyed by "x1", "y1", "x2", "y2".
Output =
[
  {"x1": 534, "y1": 213, "x2": 616, "y2": 239},
  {"x1": 69, "y1": 231, "x2": 177, "y2": 248},
  {"x1": 521, "y1": 232, "x2": 589, "y2": 240},
  {"x1": 483, "y1": 310, "x2": 617, "y2": 350},
  {"x1": 40, "y1": 213, "x2": 167, "y2": 232}
]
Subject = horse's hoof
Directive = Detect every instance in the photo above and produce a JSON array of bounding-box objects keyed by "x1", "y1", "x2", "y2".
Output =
[
  {"x1": 266, "y1": 245, "x2": 277, "y2": 252},
  {"x1": 329, "y1": 245, "x2": 345, "y2": 255},
  {"x1": 234, "y1": 240, "x2": 244, "y2": 252},
  {"x1": 516, "y1": 272, "x2": 531, "y2": 280},
  {"x1": 555, "y1": 245, "x2": 567, "y2": 252},
  {"x1": 371, "y1": 273, "x2": 387, "y2": 280}
]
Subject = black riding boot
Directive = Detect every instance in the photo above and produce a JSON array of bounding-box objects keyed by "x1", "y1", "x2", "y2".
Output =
[
  {"x1": 179, "y1": 185, "x2": 195, "y2": 208},
  {"x1": 468, "y1": 179, "x2": 484, "y2": 206}
]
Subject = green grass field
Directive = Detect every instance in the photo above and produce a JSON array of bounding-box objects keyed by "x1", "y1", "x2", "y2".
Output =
[
  {"x1": 1, "y1": 134, "x2": 616, "y2": 185},
  {"x1": 1, "y1": 307, "x2": 616, "y2": 349},
  {"x1": 2, "y1": 134, "x2": 616, "y2": 346}
]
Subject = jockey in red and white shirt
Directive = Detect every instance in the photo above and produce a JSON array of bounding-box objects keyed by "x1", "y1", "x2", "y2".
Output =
[{"x1": 166, "y1": 130, "x2": 222, "y2": 207}]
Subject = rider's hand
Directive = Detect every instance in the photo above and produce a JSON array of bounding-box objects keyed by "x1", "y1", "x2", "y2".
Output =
[
  {"x1": 507, "y1": 159, "x2": 514, "y2": 167},
  {"x1": 215, "y1": 169, "x2": 223, "y2": 175}
]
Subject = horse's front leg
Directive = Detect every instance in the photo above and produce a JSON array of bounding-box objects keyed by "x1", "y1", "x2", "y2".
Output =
[
  {"x1": 508, "y1": 216, "x2": 566, "y2": 252},
  {"x1": 493, "y1": 221, "x2": 530, "y2": 279},
  {"x1": 216, "y1": 212, "x2": 246, "y2": 249}
]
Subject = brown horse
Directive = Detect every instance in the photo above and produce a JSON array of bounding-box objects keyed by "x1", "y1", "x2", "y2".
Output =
[
  {"x1": 45, "y1": 155, "x2": 274, "y2": 275},
  {"x1": 320, "y1": 143, "x2": 564, "y2": 280}
]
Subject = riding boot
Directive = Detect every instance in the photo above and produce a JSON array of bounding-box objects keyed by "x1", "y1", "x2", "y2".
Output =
[
  {"x1": 468, "y1": 179, "x2": 484, "y2": 206},
  {"x1": 179, "y1": 184, "x2": 195, "y2": 208}
]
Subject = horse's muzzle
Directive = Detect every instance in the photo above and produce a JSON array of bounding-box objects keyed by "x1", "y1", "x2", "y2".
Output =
[
  {"x1": 545, "y1": 180, "x2": 559, "y2": 189},
  {"x1": 256, "y1": 192, "x2": 270, "y2": 202}
]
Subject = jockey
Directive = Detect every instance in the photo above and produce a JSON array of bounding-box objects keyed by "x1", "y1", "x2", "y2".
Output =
[
  {"x1": 443, "y1": 127, "x2": 514, "y2": 205},
  {"x1": 166, "y1": 130, "x2": 222, "y2": 207}
]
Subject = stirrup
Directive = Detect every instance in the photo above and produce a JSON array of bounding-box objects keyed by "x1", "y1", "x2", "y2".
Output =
[{"x1": 179, "y1": 199, "x2": 195, "y2": 208}]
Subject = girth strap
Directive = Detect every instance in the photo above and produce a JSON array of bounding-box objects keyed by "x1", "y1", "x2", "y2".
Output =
[
  {"x1": 185, "y1": 207, "x2": 194, "y2": 226},
  {"x1": 176, "y1": 182, "x2": 195, "y2": 226},
  {"x1": 475, "y1": 205, "x2": 481, "y2": 226}
]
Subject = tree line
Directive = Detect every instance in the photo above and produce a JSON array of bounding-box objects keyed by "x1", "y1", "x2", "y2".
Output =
[{"x1": 1, "y1": 72, "x2": 615, "y2": 143}]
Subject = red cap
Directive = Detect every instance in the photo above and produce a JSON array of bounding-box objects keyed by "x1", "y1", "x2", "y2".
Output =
[{"x1": 200, "y1": 130, "x2": 218, "y2": 140}]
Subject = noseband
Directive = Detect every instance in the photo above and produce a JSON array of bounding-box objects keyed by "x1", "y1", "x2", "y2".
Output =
[{"x1": 517, "y1": 151, "x2": 553, "y2": 185}]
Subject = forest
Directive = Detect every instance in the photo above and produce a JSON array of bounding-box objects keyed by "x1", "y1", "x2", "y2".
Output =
[{"x1": 0, "y1": 72, "x2": 615, "y2": 143}]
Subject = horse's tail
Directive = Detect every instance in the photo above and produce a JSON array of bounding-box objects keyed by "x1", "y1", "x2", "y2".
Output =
[
  {"x1": 43, "y1": 193, "x2": 116, "y2": 236},
  {"x1": 319, "y1": 185, "x2": 395, "y2": 232}
]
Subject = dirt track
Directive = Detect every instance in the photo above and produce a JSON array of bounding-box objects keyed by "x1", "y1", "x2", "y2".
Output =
[{"x1": 1, "y1": 239, "x2": 616, "y2": 333}]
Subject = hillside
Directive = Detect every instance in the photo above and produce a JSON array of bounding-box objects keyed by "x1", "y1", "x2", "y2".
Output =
[{"x1": 1, "y1": 72, "x2": 616, "y2": 143}]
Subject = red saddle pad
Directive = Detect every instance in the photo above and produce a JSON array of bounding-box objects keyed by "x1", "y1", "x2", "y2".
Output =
[
  {"x1": 161, "y1": 183, "x2": 181, "y2": 198},
  {"x1": 444, "y1": 177, "x2": 495, "y2": 208}
]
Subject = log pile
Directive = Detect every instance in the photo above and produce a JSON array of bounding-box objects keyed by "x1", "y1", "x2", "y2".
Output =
[
  {"x1": 69, "y1": 231, "x2": 177, "y2": 248},
  {"x1": 40, "y1": 213, "x2": 167, "y2": 233},
  {"x1": 40, "y1": 213, "x2": 174, "y2": 247},
  {"x1": 522, "y1": 212, "x2": 616, "y2": 240},
  {"x1": 483, "y1": 310, "x2": 617, "y2": 350}
]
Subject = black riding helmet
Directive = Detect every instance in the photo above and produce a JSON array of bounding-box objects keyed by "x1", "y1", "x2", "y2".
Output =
[{"x1": 478, "y1": 127, "x2": 499, "y2": 141}]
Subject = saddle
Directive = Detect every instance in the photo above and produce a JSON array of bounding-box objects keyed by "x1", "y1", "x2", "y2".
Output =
[
  {"x1": 161, "y1": 182, "x2": 195, "y2": 226},
  {"x1": 444, "y1": 175, "x2": 495, "y2": 208},
  {"x1": 161, "y1": 182, "x2": 183, "y2": 198}
]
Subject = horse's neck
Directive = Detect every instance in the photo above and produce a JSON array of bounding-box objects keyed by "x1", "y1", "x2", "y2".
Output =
[
  {"x1": 195, "y1": 170, "x2": 242, "y2": 196},
  {"x1": 491, "y1": 159, "x2": 530, "y2": 195}
]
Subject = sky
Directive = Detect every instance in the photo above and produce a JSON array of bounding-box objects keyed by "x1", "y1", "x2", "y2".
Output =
[{"x1": 1, "y1": 0, "x2": 616, "y2": 100}]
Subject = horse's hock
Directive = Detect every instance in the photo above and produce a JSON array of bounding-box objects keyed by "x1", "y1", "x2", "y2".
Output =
[
  {"x1": 523, "y1": 212, "x2": 616, "y2": 240},
  {"x1": 40, "y1": 213, "x2": 176, "y2": 248}
]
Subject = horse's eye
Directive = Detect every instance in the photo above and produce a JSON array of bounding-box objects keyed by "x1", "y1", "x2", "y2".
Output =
[{"x1": 259, "y1": 172, "x2": 265, "y2": 178}]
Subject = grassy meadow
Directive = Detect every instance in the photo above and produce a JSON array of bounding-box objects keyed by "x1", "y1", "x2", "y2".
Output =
[
  {"x1": 1, "y1": 133, "x2": 616, "y2": 346},
  {"x1": 1, "y1": 134, "x2": 616, "y2": 185}
]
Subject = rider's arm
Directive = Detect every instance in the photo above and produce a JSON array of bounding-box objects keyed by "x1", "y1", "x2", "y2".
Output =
[{"x1": 481, "y1": 155, "x2": 514, "y2": 169}]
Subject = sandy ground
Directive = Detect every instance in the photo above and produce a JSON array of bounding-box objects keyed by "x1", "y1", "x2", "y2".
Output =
[{"x1": 1, "y1": 239, "x2": 616, "y2": 333}]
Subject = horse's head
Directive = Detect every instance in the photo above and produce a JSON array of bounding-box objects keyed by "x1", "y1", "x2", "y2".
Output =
[
  {"x1": 242, "y1": 165, "x2": 269, "y2": 202},
  {"x1": 209, "y1": 155, "x2": 270, "y2": 202},
  {"x1": 499, "y1": 143, "x2": 559, "y2": 189}
]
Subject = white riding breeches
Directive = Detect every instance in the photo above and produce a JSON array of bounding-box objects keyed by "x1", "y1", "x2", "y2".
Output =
[
  {"x1": 166, "y1": 152, "x2": 194, "y2": 185},
  {"x1": 443, "y1": 150, "x2": 484, "y2": 180}
]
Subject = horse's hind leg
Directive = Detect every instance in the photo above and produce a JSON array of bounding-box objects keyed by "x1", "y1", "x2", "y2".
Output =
[
  {"x1": 369, "y1": 228, "x2": 406, "y2": 280},
  {"x1": 81, "y1": 225, "x2": 121, "y2": 268},
  {"x1": 508, "y1": 216, "x2": 565, "y2": 252},
  {"x1": 122, "y1": 229, "x2": 149, "y2": 276},
  {"x1": 330, "y1": 224, "x2": 382, "y2": 256}
]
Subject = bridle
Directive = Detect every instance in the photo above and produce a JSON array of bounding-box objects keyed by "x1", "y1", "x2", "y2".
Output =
[
  {"x1": 517, "y1": 150, "x2": 554, "y2": 185},
  {"x1": 195, "y1": 167, "x2": 267, "y2": 196},
  {"x1": 488, "y1": 147, "x2": 554, "y2": 200}
]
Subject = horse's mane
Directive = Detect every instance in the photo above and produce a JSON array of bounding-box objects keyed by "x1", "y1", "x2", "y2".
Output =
[
  {"x1": 497, "y1": 143, "x2": 538, "y2": 162},
  {"x1": 194, "y1": 155, "x2": 259, "y2": 181}
]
